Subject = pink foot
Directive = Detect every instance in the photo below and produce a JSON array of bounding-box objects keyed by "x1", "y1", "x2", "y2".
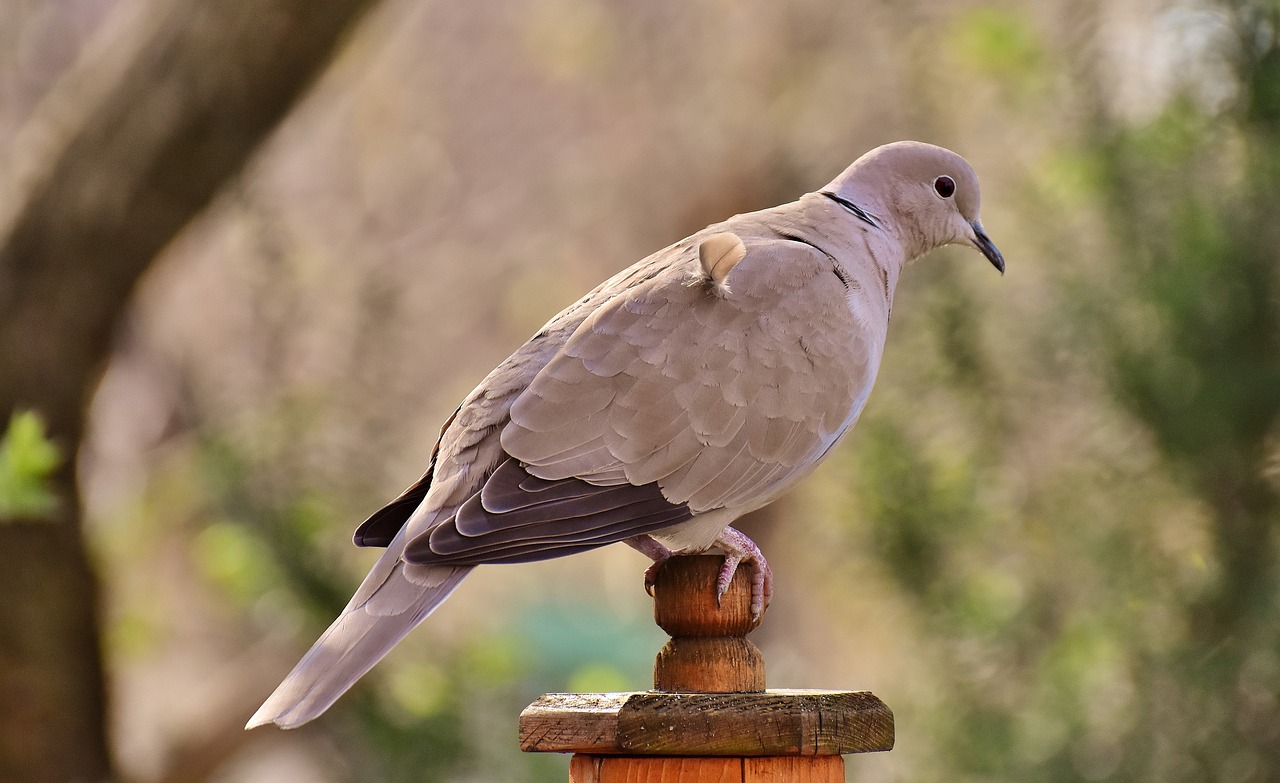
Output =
[
  {"x1": 626, "y1": 535, "x2": 674, "y2": 596},
  {"x1": 713, "y1": 526, "x2": 773, "y2": 620},
  {"x1": 628, "y1": 529, "x2": 773, "y2": 619}
]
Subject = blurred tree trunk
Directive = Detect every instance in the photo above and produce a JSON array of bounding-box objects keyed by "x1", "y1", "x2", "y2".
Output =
[{"x1": 0, "y1": 2, "x2": 382, "y2": 781}]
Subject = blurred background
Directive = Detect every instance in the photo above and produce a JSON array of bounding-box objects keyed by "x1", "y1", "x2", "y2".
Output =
[{"x1": 1, "y1": 0, "x2": 1278, "y2": 781}]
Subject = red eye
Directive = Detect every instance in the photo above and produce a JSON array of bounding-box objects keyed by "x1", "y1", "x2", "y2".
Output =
[{"x1": 934, "y1": 176, "x2": 956, "y2": 198}]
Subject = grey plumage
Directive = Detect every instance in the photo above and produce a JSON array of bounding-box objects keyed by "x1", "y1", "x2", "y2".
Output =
[{"x1": 247, "y1": 141, "x2": 1004, "y2": 730}]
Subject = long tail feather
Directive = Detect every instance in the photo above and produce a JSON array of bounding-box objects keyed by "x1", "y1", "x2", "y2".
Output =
[{"x1": 247, "y1": 538, "x2": 472, "y2": 730}]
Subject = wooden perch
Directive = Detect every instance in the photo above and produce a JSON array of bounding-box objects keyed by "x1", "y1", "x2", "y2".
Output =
[{"x1": 519, "y1": 555, "x2": 894, "y2": 782}]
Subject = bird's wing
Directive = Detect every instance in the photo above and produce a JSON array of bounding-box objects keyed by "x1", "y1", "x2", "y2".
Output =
[
  {"x1": 505, "y1": 234, "x2": 878, "y2": 512},
  {"x1": 353, "y1": 249, "x2": 682, "y2": 550},
  {"x1": 402, "y1": 233, "x2": 880, "y2": 567},
  {"x1": 404, "y1": 456, "x2": 693, "y2": 565}
]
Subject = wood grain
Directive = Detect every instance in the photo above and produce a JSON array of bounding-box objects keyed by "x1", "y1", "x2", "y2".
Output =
[
  {"x1": 651, "y1": 556, "x2": 766, "y2": 692},
  {"x1": 568, "y1": 755, "x2": 844, "y2": 782},
  {"x1": 742, "y1": 756, "x2": 844, "y2": 782},
  {"x1": 654, "y1": 637, "x2": 765, "y2": 692},
  {"x1": 652, "y1": 556, "x2": 761, "y2": 638},
  {"x1": 520, "y1": 690, "x2": 894, "y2": 755}
]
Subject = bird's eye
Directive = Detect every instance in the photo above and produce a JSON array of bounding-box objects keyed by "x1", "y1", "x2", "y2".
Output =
[{"x1": 934, "y1": 175, "x2": 956, "y2": 198}]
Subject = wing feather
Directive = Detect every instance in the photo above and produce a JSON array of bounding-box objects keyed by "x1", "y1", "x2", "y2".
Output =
[
  {"x1": 353, "y1": 405, "x2": 461, "y2": 547},
  {"x1": 504, "y1": 235, "x2": 876, "y2": 514},
  {"x1": 405, "y1": 458, "x2": 692, "y2": 565}
]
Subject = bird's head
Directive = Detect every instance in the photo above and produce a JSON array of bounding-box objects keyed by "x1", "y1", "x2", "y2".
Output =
[{"x1": 823, "y1": 141, "x2": 1004, "y2": 274}]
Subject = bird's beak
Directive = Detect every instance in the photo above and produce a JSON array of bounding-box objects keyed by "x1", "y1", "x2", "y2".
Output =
[{"x1": 969, "y1": 220, "x2": 1005, "y2": 274}]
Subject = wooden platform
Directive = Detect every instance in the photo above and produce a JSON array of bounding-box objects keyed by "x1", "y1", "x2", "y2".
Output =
[
  {"x1": 520, "y1": 689, "x2": 894, "y2": 756},
  {"x1": 568, "y1": 754, "x2": 846, "y2": 782}
]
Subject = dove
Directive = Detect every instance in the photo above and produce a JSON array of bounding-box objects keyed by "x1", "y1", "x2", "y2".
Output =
[{"x1": 247, "y1": 140, "x2": 1004, "y2": 730}]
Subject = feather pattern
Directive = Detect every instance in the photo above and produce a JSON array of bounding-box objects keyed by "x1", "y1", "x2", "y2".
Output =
[
  {"x1": 504, "y1": 225, "x2": 882, "y2": 514},
  {"x1": 409, "y1": 458, "x2": 692, "y2": 564}
]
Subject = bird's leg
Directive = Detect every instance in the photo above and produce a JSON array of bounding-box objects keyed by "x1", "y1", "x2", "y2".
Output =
[
  {"x1": 712, "y1": 526, "x2": 773, "y2": 620},
  {"x1": 626, "y1": 535, "x2": 674, "y2": 596}
]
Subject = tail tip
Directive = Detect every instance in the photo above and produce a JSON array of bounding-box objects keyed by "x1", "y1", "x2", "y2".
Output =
[{"x1": 245, "y1": 705, "x2": 283, "y2": 731}]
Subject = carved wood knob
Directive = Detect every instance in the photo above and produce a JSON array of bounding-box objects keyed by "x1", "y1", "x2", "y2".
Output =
[{"x1": 651, "y1": 555, "x2": 766, "y2": 693}]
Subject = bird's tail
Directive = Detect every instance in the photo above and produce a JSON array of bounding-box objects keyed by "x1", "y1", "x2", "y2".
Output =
[{"x1": 246, "y1": 534, "x2": 472, "y2": 730}]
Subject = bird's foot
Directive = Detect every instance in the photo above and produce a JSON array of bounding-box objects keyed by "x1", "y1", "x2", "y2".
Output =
[
  {"x1": 713, "y1": 526, "x2": 773, "y2": 620},
  {"x1": 628, "y1": 529, "x2": 773, "y2": 619},
  {"x1": 626, "y1": 535, "x2": 674, "y2": 596}
]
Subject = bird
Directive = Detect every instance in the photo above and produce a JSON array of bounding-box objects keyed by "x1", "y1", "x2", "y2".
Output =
[{"x1": 247, "y1": 140, "x2": 1004, "y2": 730}]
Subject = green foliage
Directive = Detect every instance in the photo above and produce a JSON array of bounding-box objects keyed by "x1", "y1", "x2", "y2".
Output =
[
  {"x1": 0, "y1": 410, "x2": 63, "y2": 519},
  {"x1": 951, "y1": 7, "x2": 1044, "y2": 78},
  {"x1": 1100, "y1": 113, "x2": 1280, "y2": 482},
  {"x1": 1090, "y1": 10, "x2": 1280, "y2": 646},
  {"x1": 835, "y1": 7, "x2": 1280, "y2": 781},
  {"x1": 949, "y1": 7, "x2": 1047, "y2": 99},
  {"x1": 192, "y1": 520, "x2": 282, "y2": 603},
  {"x1": 856, "y1": 415, "x2": 979, "y2": 598}
]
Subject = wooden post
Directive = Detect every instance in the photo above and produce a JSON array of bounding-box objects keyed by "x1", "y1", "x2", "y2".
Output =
[{"x1": 520, "y1": 556, "x2": 894, "y2": 781}]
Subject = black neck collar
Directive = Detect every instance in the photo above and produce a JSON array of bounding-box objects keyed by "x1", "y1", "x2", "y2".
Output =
[{"x1": 819, "y1": 191, "x2": 880, "y2": 229}]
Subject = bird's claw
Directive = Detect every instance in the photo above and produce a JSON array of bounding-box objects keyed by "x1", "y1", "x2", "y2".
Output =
[
  {"x1": 713, "y1": 526, "x2": 773, "y2": 620},
  {"x1": 714, "y1": 554, "x2": 741, "y2": 605},
  {"x1": 628, "y1": 535, "x2": 674, "y2": 596},
  {"x1": 629, "y1": 529, "x2": 773, "y2": 620},
  {"x1": 643, "y1": 558, "x2": 668, "y2": 596}
]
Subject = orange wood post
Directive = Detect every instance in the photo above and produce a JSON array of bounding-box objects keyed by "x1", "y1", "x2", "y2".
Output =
[{"x1": 520, "y1": 556, "x2": 894, "y2": 782}]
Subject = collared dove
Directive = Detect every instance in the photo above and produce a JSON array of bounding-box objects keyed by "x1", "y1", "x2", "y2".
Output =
[{"x1": 248, "y1": 140, "x2": 1004, "y2": 730}]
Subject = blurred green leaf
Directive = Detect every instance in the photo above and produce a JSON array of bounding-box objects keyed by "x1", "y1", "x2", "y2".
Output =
[
  {"x1": 192, "y1": 520, "x2": 281, "y2": 602},
  {"x1": 461, "y1": 632, "x2": 523, "y2": 685},
  {"x1": 566, "y1": 661, "x2": 629, "y2": 693},
  {"x1": 108, "y1": 609, "x2": 162, "y2": 660},
  {"x1": 379, "y1": 660, "x2": 450, "y2": 721},
  {"x1": 0, "y1": 410, "x2": 63, "y2": 519},
  {"x1": 855, "y1": 416, "x2": 979, "y2": 598},
  {"x1": 950, "y1": 6, "x2": 1047, "y2": 98}
]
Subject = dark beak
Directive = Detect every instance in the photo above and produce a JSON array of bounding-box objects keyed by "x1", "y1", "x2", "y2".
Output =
[{"x1": 971, "y1": 221, "x2": 1005, "y2": 274}]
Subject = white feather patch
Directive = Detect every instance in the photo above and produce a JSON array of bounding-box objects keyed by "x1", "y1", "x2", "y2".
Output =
[{"x1": 698, "y1": 232, "x2": 747, "y2": 293}]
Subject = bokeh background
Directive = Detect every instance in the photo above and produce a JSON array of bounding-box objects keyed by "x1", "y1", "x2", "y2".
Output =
[{"x1": 2, "y1": 0, "x2": 1278, "y2": 781}]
